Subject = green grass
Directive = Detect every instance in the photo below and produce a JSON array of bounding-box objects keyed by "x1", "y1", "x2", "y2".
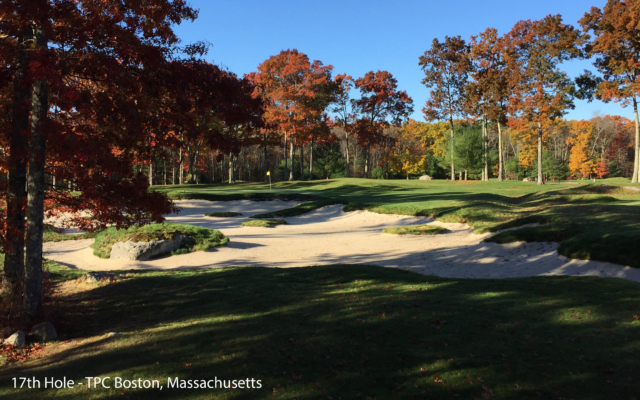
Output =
[
  {"x1": 2, "y1": 265, "x2": 639, "y2": 399},
  {"x1": 90, "y1": 223, "x2": 228, "y2": 259},
  {"x1": 383, "y1": 224, "x2": 447, "y2": 235},
  {"x1": 204, "y1": 211, "x2": 242, "y2": 217},
  {"x1": 250, "y1": 199, "x2": 340, "y2": 219},
  {"x1": 153, "y1": 178, "x2": 640, "y2": 266},
  {"x1": 241, "y1": 219, "x2": 288, "y2": 227},
  {"x1": 43, "y1": 224, "x2": 98, "y2": 243}
]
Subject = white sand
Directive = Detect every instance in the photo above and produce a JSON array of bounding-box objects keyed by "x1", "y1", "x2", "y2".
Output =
[{"x1": 43, "y1": 200, "x2": 640, "y2": 283}]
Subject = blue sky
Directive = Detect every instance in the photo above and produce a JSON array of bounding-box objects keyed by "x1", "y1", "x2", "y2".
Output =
[{"x1": 172, "y1": 0, "x2": 625, "y2": 121}]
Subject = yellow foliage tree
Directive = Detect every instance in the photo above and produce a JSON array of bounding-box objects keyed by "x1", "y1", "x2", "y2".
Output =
[
  {"x1": 388, "y1": 119, "x2": 448, "y2": 176},
  {"x1": 567, "y1": 120, "x2": 597, "y2": 179}
]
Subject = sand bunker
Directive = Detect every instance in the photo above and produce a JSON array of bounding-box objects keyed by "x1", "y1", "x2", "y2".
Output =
[{"x1": 43, "y1": 199, "x2": 640, "y2": 282}]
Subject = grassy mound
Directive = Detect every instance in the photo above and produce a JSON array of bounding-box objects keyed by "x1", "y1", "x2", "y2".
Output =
[
  {"x1": 4, "y1": 265, "x2": 639, "y2": 399},
  {"x1": 205, "y1": 211, "x2": 242, "y2": 217},
  {"x1": 90, "y1": 222, "x2": 228, "y2": 259},
  {"x1": 382, "y1": 224, "x2": 447, "y2": 235},
  {"x1": 241, "y1": 219, "x2": 288, "y2": 227}
]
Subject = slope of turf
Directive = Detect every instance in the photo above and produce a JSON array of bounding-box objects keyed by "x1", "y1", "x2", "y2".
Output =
[
  {"x1": 153, "y1": 178, "x2": 640, "y2": 267},
  {"x1": 241, "y1": 219, "x2": 288, "y2": 227},
  {"x1": 90, "y1": 222, "x2": 228, "y2": 259},
  {"x1": 1, "y1": 265, "x2": 639, "y2": 399}
]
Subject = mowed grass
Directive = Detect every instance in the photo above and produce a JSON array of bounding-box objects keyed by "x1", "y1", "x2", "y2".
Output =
[
  {"x1": 43, "y1": 224, "x2": 98, "y2": 243},
  {"x1": 1, "y1": 264, "x2": 639, "y2": 399},
  {"x1": 241, "y1": 219, "x2": 288, "y2": 227},
  {"x1": 383, "y1": 224, "x2": 447, "y2": 235},
  {"x1": 153, "y1": 178, "x2": 640, "y2": 266},
  {"x1": 90, "y1": 223, "x2": 228, "y2": 259}
]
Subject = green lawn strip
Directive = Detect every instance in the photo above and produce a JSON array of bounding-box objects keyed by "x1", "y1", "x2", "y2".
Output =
[
  {"x1": 1, "y1": 265, "x2": 639, "y2": 399},
  {"x1": 250, "y1": 199, "x2": 341, "y2": 219},
  {"x1": 90, "y1": 223, "x2": 228, "y2": 259},
  {"x1": 43, "y1": 224, "x2": 98, "y2": 243},
  {"x1": 204, "y1": 212, "x2": 242, "y2": 217},
  {"x1": 241, "y1": 219, "x2": 288, "y2": 227},
  {"x1": 382, "y1": 224, "x2": 447, "y2": 235}
]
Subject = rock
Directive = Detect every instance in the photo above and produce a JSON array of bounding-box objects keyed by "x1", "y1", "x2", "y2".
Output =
[
  {"x1": 3, "y1": 331, "x2": 25, "y2": 348},
  {"x1": 419, "y1": 175, "x2": 432, "y2": 181},
  {"x1": 523, "y1": 177, "x2": 531, "y2": 182},
  {"x1": 29, "y1": 322, "x2": 57, "y2": 342},
  {"x1": 110, "y1": 235, "x2": 191, "y2": 261},
  {"x1": 79, "y1": 272, "x2": 115, "y2": 283}
]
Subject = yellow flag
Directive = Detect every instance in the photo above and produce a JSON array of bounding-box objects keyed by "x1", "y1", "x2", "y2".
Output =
[{"x1": 266, "y1": 171, "x2": 270, "y2": 176}]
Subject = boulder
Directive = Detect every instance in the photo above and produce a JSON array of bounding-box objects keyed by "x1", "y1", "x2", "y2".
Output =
[
  {"x1": 419, "y1": 175, "x2": 432, "y2": 181},
  {"x1": 3, "y1": 330, "x2": 25, "y2": 348},
  {"x1": 29, "y1": 322, "x2": 57, "y2": 342},
  {"x1": 79, "y1": 272, "x2": 115, "y2": 283},
  {"x1": 110, "y1": 235, "x2": 191, "y2": 261},
  {"x1": 523, "y1": 177, "x2": 531, "y2": 182}
]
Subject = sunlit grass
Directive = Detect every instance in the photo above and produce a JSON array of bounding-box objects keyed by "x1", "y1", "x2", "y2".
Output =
[{"x1": 241, "y1": 219, "x2": 288, "y2": 227}]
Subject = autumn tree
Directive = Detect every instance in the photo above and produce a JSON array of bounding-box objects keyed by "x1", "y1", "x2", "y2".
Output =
[
  {"x1": 579, "y1": 0, "x2": 640, "y2": 182},
  {"x1": 0, "y1": 0, "x2": 199, "y2": 319},
  {"x1": 353, "y1": 70, "x2": 413, "y2": 178},
  {"x1": 332, "y1": 74, "x2": 357, "y2": 177},
  {"x1": 505, "y1": 15, "x2": 584, "y2": 185},
  {"x1": 250, "y1": 49, "x2": 333, "y2": 181},
  {"x1": 568, "y1": 120, "x2": 597, "y2": 178},
  {"x1": 468, "y1": 28, "x2": 511, "y2": 181},
  {"x1": 419, "y1": 36, "x2": 471, "y2": 181}
]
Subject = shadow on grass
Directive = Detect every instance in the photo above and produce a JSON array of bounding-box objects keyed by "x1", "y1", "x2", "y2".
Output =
[{"x1": 1, "y1": 265, "x2": 639, "y2": 399}]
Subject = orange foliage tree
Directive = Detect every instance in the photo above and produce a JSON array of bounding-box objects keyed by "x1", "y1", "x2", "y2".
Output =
[
  {"x1": 505, "y1": 15, "x2": 584, "y2": 185},
  {"x1": 579, "y1": 0, "x2": 640, "y2": 182}
]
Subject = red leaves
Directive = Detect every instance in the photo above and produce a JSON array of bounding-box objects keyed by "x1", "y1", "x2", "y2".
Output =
[{"x1": 0, "y1": 343, "x2": 45, "y2": 362}]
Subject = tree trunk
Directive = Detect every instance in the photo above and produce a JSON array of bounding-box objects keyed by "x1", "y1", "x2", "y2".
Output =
[
  {"x1": 483, "y1": 114, "x2": 488, "y2": 181},
  {"x1": 193, "y1": 143, "x2": 201, "y2": 184},
  {"x1": 497, "y1": 122, "x2": 504, "y2": 182},
  {"x1": 537, "y1": 122, "x2": 544, "y2": 185},
  {"x1": 310, "y1": 136, "x2": 314, "y2": 181},
  {"x1": 299, "y1": 144, "x2": 304, "y2": 180},
  {"x1": 283, "y1": 132, "x2": 288, "y2": 181},
  {"x1": 178, "y1": 148, "x2": 184, "y2": 185},
  {"x1": 289, "y1": 139, "x2": 294, "y2": 181},
  {"x1": 449, "y1": 115, "x2": 455, "y2": 181},
  {"x1": 4, "y1": 25, "x2": 31, "y2": 304},
  {"x1": 228, "y1": 153, "x2": 234, "y2": 184},
  {"x1": 24, "y1": 21, "x2": 49, "y2": 320},
  {"x1": 149, "y1": 162, "x2": 153, "y2": 186},
  {"x1": 345, "y1": 133, "x2": 350, "y2": 178},
  {"x1": 172, "y1": 166, "x2": 175, "y2": 185},
  {"x1": 632, "y1": 97, "x2": 639, "y2": 183},
  {"x1": 263, "y1": 134, "x2": 268, "y2": 183},
  {"x1": 364, "y1": 142, "x2": 370, "y2": 178}
]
